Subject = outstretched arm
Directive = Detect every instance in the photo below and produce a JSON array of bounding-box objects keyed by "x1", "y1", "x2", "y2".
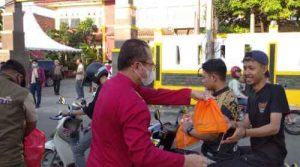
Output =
[{"x1": 137, "y1": 87, "x2": 210, "y2": 105}]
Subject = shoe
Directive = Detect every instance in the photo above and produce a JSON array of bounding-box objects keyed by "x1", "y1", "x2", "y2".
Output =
[
  {"x1": 36, "y1": 105, "x2": 40, "y2": 108},
  {"x1": 291, "y1": 163, "x2": 298, "y2": 167}
]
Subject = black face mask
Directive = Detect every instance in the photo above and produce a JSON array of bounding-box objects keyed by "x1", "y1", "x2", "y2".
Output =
[{"x1": 20, "y1": 79, "x2": 26, "y2": 87}]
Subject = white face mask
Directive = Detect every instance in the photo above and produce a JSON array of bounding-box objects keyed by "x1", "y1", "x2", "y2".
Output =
[
  {"x1": 141, "y1": 67, "x2": 154, "y2": 86},
  {"x1": 135, "y1": 65, "x2": 154, "y2": 86},
  {"x1": 32, "y1": 63, "x2": 38, "y2": 68}
]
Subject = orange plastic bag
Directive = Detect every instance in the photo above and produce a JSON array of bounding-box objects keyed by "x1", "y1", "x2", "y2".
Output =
[
  {"x1": 24, "y1": 128, "x2": 46, "y2": 167},
  {"x1": 193, "y1": 99, "x2": 228, "y2": 134},
  {"x1": 175, "y1": 123, "x2": 199, "y2": 149}
]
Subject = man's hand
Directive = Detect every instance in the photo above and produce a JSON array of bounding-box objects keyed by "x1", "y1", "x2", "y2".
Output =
[
  {"x1": 184, "y1": 154, "x2": 209, "y2": 167},
  {"x1": 190, "y1": 90, "x2": 214, "y2": 101},
  {"x1": 182, "y1": 121, "x2": 193, "y2": 133},
  {"x1": 61, "y1": 111, "x2": 71, "y2": 117},
  {"x1": 221, "y1": 126, "x2": 245, "y2": 144}
]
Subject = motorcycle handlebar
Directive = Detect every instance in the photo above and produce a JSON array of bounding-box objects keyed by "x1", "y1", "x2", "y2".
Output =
[{"x1": 49, "y1": 114, "x2": 63, "y2": 120}]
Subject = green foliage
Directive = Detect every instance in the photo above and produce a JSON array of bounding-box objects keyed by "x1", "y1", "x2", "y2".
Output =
[
  {"x1": 215, "y1": 0, "x2": 300, "y2": 32},
  {"x1": 219, "y1": 25, "x2": 249, "y2": 33},
  {"x1": 46, "y1": 18, "x2": 99, "y2": 66},
  {"x1": 80, "y1": 43, "x2": 97, "y2": 65}
]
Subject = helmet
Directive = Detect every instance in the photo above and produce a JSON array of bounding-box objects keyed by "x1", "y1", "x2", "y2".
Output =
[
  {"x1": 230, "y1": 66, "x2": 241, "y2": 78},
  {"x1": 85, "y1": 62, "x2": 108, "y2": 85}
]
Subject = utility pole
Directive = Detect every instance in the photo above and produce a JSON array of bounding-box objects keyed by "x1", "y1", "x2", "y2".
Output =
[
  {"x1": 112, "y1": 0, "x2": 137, "y2": 76},
  {"x1": 0, "y1": 0, "x2": 28, "y2": 67},
  {"x1": 194, "y1": 0, "x2": 200, "y2": 34},
  {"x1": 206, "y1": 0, "x2": 214, "y2": 59}
]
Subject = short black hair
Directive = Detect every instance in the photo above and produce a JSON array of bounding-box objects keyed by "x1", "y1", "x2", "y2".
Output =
[
  {"x1": 118, "y1": 39, "x2": 149, "y2": 70},
  {"x1": 265, "y1": 70, "x2": 270, "y2": 78},
  {"x1": 32, "y1": 59, "x2": 38, "y2": 63},
  {"x1": 202, "y1": 59, "x2": 227, "y2": 81},
  {"x1": 1, "y1": 59, "x2": 26, "y2": 78}
]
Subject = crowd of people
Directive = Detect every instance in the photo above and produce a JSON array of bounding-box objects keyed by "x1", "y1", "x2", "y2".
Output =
[{"x1": 0, "y1": 38, "x2": 291, "y2": 167}]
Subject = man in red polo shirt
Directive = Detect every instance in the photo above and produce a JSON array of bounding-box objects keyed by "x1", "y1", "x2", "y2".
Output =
[{"x1": 87, "y1": 39, "x2": 209, "y2": 167}]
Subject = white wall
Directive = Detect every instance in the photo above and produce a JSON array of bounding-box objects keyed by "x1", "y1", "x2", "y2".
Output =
[
  {"x1": 134, "y1": 0, "x2": 207, "y2": 29},
  {"x1": 161, "y1": 35, "x2": 205, "y2": 71},
  {"x1": 159, "y1": 33, "x2": 300, "y2": 72}
]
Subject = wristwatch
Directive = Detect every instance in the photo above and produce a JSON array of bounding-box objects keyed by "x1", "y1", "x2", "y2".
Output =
[{"x1": 186, "y1": 126, "x2": 194, "y2": 135}]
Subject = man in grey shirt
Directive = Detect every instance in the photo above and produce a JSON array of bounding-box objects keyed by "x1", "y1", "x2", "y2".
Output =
[
  {"x1": 0, "y1": 60, "x2": 37, "y2": 167},
  {"x1": 75, "y1": 58, "x2": 85, "y2": 99}
]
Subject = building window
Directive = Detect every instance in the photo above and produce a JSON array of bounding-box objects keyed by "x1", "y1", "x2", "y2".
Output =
[
  {"x1": 60, "y1": 18, "x2": 69, "y2": 26},
  {"x1": 70, "y1": 18, "x2": 80, "y2": 28},
  {"x1": 98, "y1": 17, "x2": 102, "y2": 26},
  {"x1": 176, "y1": 45, "x2": 181, "y2": 65},
  {"x1": 220, "y1": 45, "x2": 225, "y2": 58},
  {"x1": 198, "y1": 45, "x2": 202, "y2": 65}
]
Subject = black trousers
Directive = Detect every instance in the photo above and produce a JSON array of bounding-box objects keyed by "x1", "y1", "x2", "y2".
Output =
[
  {"x1": 208, "y1": 146, "x2": 283, "y2": 167},
  {"x1": 53, "y1": 79, "x2": 61, "y2": 95}
]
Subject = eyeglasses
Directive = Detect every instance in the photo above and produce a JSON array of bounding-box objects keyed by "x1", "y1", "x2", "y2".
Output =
[{"x1": 140, "y1": 61, "x2": 156, "y2": 70}]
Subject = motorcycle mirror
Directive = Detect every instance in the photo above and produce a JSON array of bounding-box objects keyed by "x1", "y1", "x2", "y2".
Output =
[
  {"x1": 81, "y1": 99, "x2": 87, "y2": 107},
  {"x1": 154, "y1": 109, "x2": 161, "y2": 121},
  {"x1": 57, "y1": 96, "x2": 66, "y2": 105},
  {"x1": 154, "y1": 109, "x2": 163, "y2": 130}
]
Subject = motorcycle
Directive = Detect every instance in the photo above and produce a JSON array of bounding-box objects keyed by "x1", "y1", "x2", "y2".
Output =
[
  {"x1": 149, "y1": 106, "x2": 200, "y2": 154},
  {"x1": 284, "y1": 109, "x2": 300, "y2": 135},
  {"x1": 41, "y1": 97, "x2": 87, "y2": 167}
]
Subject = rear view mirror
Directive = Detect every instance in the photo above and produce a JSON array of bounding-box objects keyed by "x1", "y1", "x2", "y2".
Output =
[
  {"x1": 154, "y1": 109, "x2": 161, "y2": 121},
  {"x1": 57, "y1": 96, "x2": 66, "y2": 105}
]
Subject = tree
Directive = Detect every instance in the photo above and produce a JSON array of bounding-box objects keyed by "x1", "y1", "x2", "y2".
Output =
[
  {"x1": 0, "y1": 10, "x2": 3, "y2": 31},
  {"x1": 215, "y1": 0, "x2": 300, "y2": 32},
  {"x1": 47, "y1": 18, "x2": 99, "y2": 67},
  {"x1": 76, "y1": 18, "x2": 98, "y2": 64},
  {"x1": 234, "y1": 0, "x2": 300, "y2": 32},
  {"x1": 215, "y1": 0, "x2": 249, "y2": 33}
]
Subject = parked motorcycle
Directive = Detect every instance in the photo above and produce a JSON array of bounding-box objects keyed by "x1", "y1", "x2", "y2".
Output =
[
  {"x1": 284, "y1": 109, "x2": 300, "y2": 135},
  {"x1": 41, "y1": 97, "x2": 86, "y2": 167}
]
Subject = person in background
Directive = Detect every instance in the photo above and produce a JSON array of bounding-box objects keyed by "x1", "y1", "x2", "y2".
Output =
[
  {"x1": 104, "y1": 60, "x2": 112, "y2": 79},
  {"x1": 0, "y1": 60, "x2": 37, "y2": 167},
  {"x1": 63, "y1": 62, "x2": 109, "y2": 167},
  {"x1": 51, "y1": 60, "x2": 64, "y2": 95},
  {"x1": 87, "y1": 39, "x2": 210, "y2": 167},
  {"x1": 228, "y1": 66, "x2": 248, "y2": 106},
  {"x1": 28, "y1": 59, "x2": 45, "y2": 108},
  {"x1": 182, "y1": 59, "x2": 239, "y2": 162},
  {"x1": 0, "y1": 61, "x2": 5, "y2": 70},
  {"x1": 214, "y1": 50, "x2": 289, "y2": 167},
  {"x1": 74, "y1": 58, "x2": 85, "y2": 99}
]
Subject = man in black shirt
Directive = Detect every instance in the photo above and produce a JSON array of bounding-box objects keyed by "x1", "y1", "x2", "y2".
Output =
[
  {"x1": 183, "y1": 59, "x2": 239, "y2": 162},
  {"x1": 211, "y1": 50, "x2": 289, "y2": 167}
]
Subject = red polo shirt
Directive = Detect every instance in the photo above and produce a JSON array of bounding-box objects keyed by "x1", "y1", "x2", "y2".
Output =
[{"x1": 86, "y1": 73, "x2": 192, "y2": 167}]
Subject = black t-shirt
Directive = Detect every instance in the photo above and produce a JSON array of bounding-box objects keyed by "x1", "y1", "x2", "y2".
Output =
[
  {"x1": 247, "y1": 83, "x2": 289, "y2": 165},
  {"x1": 83, "y1": 84, "x2": 102, "y2": 119}
]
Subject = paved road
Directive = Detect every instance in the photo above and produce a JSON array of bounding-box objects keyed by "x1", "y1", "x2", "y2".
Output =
[{"x1": 36, "y1": 79, "x2": 300, "y2": 165}]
